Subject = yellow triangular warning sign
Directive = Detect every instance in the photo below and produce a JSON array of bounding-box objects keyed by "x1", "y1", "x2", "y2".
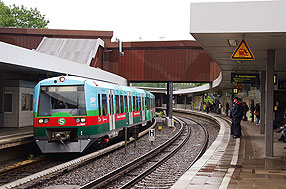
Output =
[{"x1": 231, "y1": 40, "x2": 255, "y2": 60}]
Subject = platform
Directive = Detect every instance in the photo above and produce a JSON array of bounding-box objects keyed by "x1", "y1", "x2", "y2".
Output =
[
  {"x1": 172, "y1": 109, "x2": 286, "y2": 188},
  {"x1": 0, "y1": 126, "x2": 33, "y2": 150}
]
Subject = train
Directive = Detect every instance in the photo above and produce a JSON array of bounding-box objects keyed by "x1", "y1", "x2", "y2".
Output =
[{"x1": 33, "y1": 76, "x2": 155, "y2": 153}]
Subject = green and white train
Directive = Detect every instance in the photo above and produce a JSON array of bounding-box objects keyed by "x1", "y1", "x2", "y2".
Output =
[{"x1": 33, "y1": 76, "x2": 155, "y2": 153}]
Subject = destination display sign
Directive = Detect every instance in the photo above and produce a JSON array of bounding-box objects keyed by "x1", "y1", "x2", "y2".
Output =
[
  {"x1": 231, "y1": 73, "x2": 259, "y2": 84},
  {"x1": 278, "y1": 80, "x2": 286, "y2": 89}
]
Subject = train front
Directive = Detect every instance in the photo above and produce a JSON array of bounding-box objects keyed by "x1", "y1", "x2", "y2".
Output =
[{"x1": 33, "y1": 76, "x2": 91, "y2": 153}]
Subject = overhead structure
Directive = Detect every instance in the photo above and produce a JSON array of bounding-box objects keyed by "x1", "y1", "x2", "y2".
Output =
[{"x1": 190, "y1": 0, "x2": 286, "y2": 157}]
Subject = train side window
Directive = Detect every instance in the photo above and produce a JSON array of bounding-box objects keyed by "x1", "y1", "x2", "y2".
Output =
[
  {"x1": 102, "y1": 94, "x2": 107, "y2": 116},
  {"x1": 147, "y1": 97, "x2": 150, "y2": 109},
  {"x1": 145, "y1": 97, "x2": 147, "y2": 110},
  {"x1": 115, "y1": 95, "x2": 120, "y2": 114},
  {"x1": 98, "y1": 94, "x2": 101, "y2": 116},
  {"x1": 139, "y1": 97, "x2": 141, "y2": 111},
  {"x1": 120, "y1": 95, "x2": 124, "y2": 113},
  {"x1": 133, "y1": 96, "x2": 136, "y2": 111},
  {"x1": 129, "y1": 96, "x2": 132, "y2": 112},
  {"x1": 124, "y1": 96, "x2": 128, "y2": 113},
  {"x1": 135, "y1": 96, "x2": 137, "y2": 111}
]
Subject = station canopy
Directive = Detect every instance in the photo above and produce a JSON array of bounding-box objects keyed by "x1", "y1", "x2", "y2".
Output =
[{"x1": 190, "y1": 0, "x2": 286, "y2": 90}]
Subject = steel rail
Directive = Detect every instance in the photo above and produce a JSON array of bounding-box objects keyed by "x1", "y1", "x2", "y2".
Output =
[
  {"x1": 120, "y1": 115, "x2": 210, "y2": 189},
  {"x1": 1, "y1": 120, "x2": 156, "y2": 189},
  {"x1": 80, "y1": 116, "x2": 185, "y2": 189},
  {"x1": 178, "y1": 115, "x2": 209, "y2": 170},
  {"x1": 119, "y1": 116, "x2": 191, "y2": 189}
]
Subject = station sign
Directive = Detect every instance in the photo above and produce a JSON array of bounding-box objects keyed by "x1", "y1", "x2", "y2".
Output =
[
  {"x1": 231, "y1": 73, "x2": 259, "y2": 84},
  {"x1": 149, "y1": 129, "x2": 155, "y2": 143},
  {"x1": 274, "y1": 74, "x2": 277, "y2": 85},
  {"x1": 231, "y1": 40, "x2": 255, "y2": 60},
  {"x1": 232, "y1": 88, "x2": 238, "y2": 94}
]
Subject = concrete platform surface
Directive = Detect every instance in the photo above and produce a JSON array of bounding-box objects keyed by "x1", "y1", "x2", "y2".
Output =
[
  {"x1": 0, "y1": 126, "x2": 33, "y2": 149},
  {"x1": 172, "y1": 109, "x2": 286, "y2": 188}
]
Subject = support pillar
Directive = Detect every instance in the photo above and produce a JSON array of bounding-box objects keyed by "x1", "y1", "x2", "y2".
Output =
[
  {"x1": 175, "y1": 95, "x2": 177, "y2": 109},
  {"x1": 0, "y1": 72, "x2": 4, "y2": 128},
  {"x1": 265, "y1": 49, "x2": 275, "y2": 157},
  {"x1": 184, "y1": 95, "x2": 187, "y2": 110},
  {"x1": 167, "y1": 82, "x2": 173, "y2": 119},
  {"x1": 167, "y1": 82, "x2": 170, "y2": 116},
  {"x1": 192, "y1": 94, "x2": 194, "y2": 110},
  {"x1": 260, "y1": 71, "x2": 266, "y2": 134}
]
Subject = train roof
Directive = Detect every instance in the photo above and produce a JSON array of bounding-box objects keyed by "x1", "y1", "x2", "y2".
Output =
[{"x1": 38, "y1": 76, "x2": 152, "y2": 96}]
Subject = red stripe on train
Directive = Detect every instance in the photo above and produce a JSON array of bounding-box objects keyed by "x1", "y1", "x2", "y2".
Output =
[
  {"x1": 115, "y1": 113, "x2": 126, "y2": 121},
  {"x1": 133, "y1": 111, "x2": 141, "y2": 117}
]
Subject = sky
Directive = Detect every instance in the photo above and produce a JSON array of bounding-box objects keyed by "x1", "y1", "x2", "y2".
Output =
[{"x1": 2, "y1": 0, "x2": 265, "y2": 42}]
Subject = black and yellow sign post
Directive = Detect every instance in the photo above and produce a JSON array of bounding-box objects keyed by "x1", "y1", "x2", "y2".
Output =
[{"x1": 231, "y1": 40, "x2": 255, "y2": 60}]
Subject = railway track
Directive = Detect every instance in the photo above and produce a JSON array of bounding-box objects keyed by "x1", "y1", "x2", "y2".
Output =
[
  {"x1": 1, "y1": 121, "x2": 157, "y2": 189},
  {"x1": 1, "y1": 113, "x2": 218, "y2": 189},
  {"x1": 80, "y1": 116, "x2": 210, "y2": 189}
]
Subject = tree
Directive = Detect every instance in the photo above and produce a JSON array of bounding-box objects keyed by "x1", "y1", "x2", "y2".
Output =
[{"x1": 0, "y1": 1, "x2": 49, "y2": 28}]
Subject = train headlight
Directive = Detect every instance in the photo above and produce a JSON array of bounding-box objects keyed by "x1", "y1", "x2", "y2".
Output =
[
  {"x1": 75, "y1": 118, "x2": 81, "y2": 123},
  {"x1": 59, "y1": 77, "x2": 65, "y2": 82},
  {"x1": 81, "y1": 118, "x2": 86, "y2": 123},
  {"x1": 44, "y1": 118, "x2": 49, "y2": 124},
  {"x1": 38, "y1": 119, "x2": 44, "y2": 124}
]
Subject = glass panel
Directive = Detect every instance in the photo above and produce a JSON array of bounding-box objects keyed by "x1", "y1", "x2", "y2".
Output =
[
  {"x1": 115, "y1": 95, "x2": 120, "y2": 114},
  {"x1": 124, "y1": 96, "x2": 128, "y2": 113},
  {"x1": 133, "y1": 96, "x2": 136, "y2": 111},
  {"x1": 120, "y1": 95, "x2": 124, "y2": 113},
  {"x1": 4, "y1": 93, "x2": 12, "y2": 112},
  {"x1": 21, "y1": 93, "x2": 33, "y2": 111},
  {"x1": 98, "y1": 94, "x2": 101, "y2": 116},
  {"x1": 102, "y1": 94, "x2": 107, "y2": 116},
  {"x1": 38, "y1": 85, "x2": 86, "y2": 116}
]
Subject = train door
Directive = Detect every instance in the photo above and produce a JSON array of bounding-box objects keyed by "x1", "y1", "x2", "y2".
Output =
[
  {"x1": 108, "y1": 90, "x2": 115, "y2": 131},
  {"x1": 142, "y1": 94, "x2": 145, "y2": 121},
  {"x1": 128, "y1": 92, "x2": 133, "y2": 125}
]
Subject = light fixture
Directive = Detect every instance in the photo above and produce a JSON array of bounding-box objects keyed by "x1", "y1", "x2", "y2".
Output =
[
  {"x1": 59, "y1": 77, "x2": 65, "y2": 82},
  {"x1": 228, "y1": 39, "x2": 237, "y2": 47}
]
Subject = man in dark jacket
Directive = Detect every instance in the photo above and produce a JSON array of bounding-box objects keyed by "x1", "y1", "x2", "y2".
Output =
[
  {"x1": 232, "y1": 97, "x2": 243, "y2": 138},
  {"x1": 250, "y1": 100, "x2": 255, "y2": 122}
]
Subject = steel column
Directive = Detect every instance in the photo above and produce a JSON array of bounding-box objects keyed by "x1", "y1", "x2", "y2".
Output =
[
  {"x1": 167, "y1": 82, "x2": 173, "y2": 119},
  {"x1": 260, "y1": 71, "x2": 266, "y2": 134},
  {"x1": 184, "y1": 95, "x2": 187, "y2": 110},
  {"x1": 265, "y1": 49, "x2": 275, "y2": 157},
  {"x1": 0, "y1": 72, "x2": 4, "y2": 128}
]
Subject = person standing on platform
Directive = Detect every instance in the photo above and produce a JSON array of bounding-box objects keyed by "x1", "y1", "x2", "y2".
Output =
[
  {"x1": 225, "y1": 102, "x2": 230, "y2": 116},
  {"x1": 242, "y1": 101, "x2": 249, "y2": 121},
  {"x1": 231, "y1": 97, "x2": 243, "y2": 138},
  {"x1": 206, "y1": 101, "x2": 210, "y2": 114},
  {"x1": 250, "y1": 100, "x2": 255, "y2": 122},
  {"x1": 254, "y1": 103, "x2": 260, "y2": 126},
  {"x1": 274, "y1": 101, "x2": 281, "y2": 129}
]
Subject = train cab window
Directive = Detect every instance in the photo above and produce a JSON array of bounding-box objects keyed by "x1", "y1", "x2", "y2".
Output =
[
  {"x1": 120, "y1": 95, "x2": 124, "y2": 113},
  {"x1": 102, "y1": 94, "x2": 107, "y2": 116},
  {"x1": 133, "y1": 96, "x2": 136, "y2": 111},
  {"x1": 38, "y1": 85, "x2": 86, "y2": 116},
  {"x1": 98, "y1": 94, "x2": 101, "y2": 116},
  {"x1": 115, "y1": 95, "x2": 120, "y2": 114},
  {"x1": 124, "y1": 96, "x2": 128, "y2": 113}
]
